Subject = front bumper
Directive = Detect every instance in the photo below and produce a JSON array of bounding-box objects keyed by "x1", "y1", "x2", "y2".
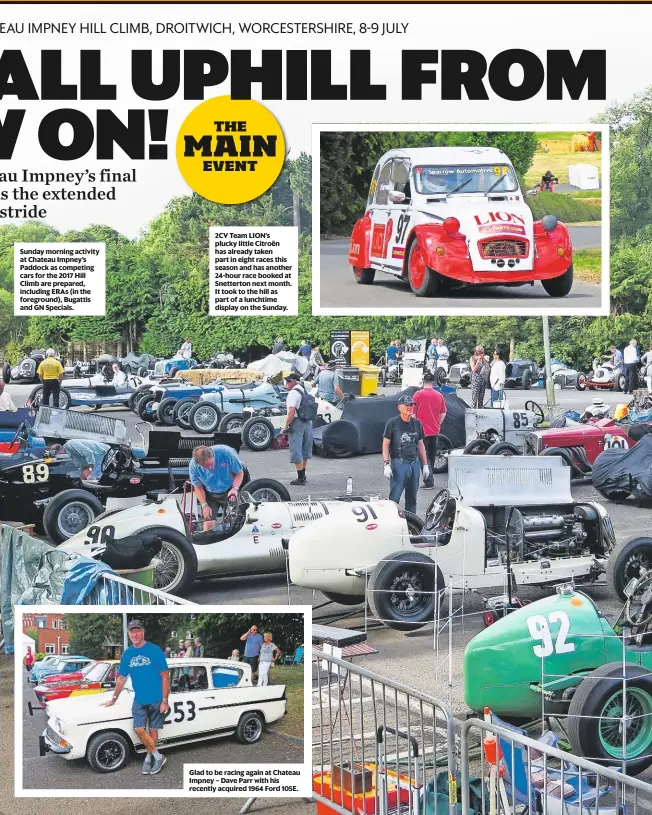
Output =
[{"x1": 40, "y1": 727, "x2": 72, "y2": 756}]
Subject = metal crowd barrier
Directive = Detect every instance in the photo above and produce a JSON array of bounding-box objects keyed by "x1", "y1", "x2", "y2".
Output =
[
  {"x1": 461, "y1": 716, "x2": 652, "y2": 815},
  {"x1": 312, "y1": 650, "x2": 458, "y2": 815},
  {"x1": 80, "y1": 572, "x2": 195, "y2": 605}
]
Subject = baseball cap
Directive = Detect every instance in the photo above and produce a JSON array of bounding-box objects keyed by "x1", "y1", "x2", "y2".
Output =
[
  {"x1": 127, "y1": 619, "x2": 145, "y2": 631},
  {"x1": 398, "y1": 395, "x2": 415, "y2": 406},
  {"x1": 285, "y1": 373, "x2": 301, "y2": 382}
]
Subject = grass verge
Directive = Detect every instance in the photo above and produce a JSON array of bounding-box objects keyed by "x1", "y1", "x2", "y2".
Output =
[
  {"x1": 525, "y1": 150, "x2": 602, "y2": 187},
  {"x1": 527, "y1": 193, "x2": 601, "y2": 223},
  {"x1": 573, "y1": 248, "x2": 601, "y2": 284},
  {"x1": 269, "y1": 664, "x2": 304, "y2": 738}
]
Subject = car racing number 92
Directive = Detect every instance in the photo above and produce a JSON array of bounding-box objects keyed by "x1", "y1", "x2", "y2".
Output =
[{"x1": 163, "y1": 699, "x2": 196, "y2": 724}]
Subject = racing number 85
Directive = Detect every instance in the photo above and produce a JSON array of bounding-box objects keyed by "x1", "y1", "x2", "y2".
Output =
[
  {"x1": 526, "y1": 611, "x2": 575, "y2": 658},
  {"x1": 512, "y1": 412, "x2": 529, "y2": 429},
  {"x1": 21, "y1": 462, "x2": 49, "y2": 483},
  {"x1": 163, "y1": 699, "x2": 196, "y2": 724}
]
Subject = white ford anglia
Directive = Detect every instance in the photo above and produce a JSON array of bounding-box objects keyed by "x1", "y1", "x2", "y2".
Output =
[
  {"x1": 39, "y1": 658, "x2": 287, "y2": 772},
  {"x1": 349, "y1": 146, "x2": 573, "y2": 298}
]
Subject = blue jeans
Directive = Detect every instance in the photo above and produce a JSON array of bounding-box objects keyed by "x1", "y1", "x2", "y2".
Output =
[
  {"x1": 289, "y1": 418, "x2": 313, "y2": 463},
  {"x1": 389, "y1": 458, "x2": 420, "y2": 515}
]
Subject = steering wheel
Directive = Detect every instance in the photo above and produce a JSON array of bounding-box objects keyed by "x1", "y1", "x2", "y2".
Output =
[
  {"x1": 221, "y1": 493, "x2": 240, "y2": 534},
  {"x1": 101, "y1": 447, "x2": 125, "y2": 477},
  {"x1": 524, "y1": 400, "x2": 546, "y2": 426},
  {"x1": 10, "y1": 422, "x2": 29, "y2": 449},
  {"x1": 625, "y1": 573, "x2": 652, "y2": 629},
  {"x1": 425, "y1": 488, "x2": 450, "y2": 531}
]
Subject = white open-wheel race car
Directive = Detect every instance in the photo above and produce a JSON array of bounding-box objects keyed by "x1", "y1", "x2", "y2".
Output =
[
  {"x1": 576, "y1": 359, "x2": 627, "y2": 392},
  {"x1": 461, "y1": 405, "x2": 545, "y2": 456}
]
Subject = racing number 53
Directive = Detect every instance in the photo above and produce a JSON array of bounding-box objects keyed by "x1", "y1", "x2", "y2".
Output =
[
  {"x1": 526, "y1": 611, "x2": 575, "y2": 658},
  {"x1": 163, "y1": 699, "x2": 196, "y2": 724}
]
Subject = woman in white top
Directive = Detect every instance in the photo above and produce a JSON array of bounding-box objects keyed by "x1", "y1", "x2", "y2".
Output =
[
  {"x1": 111, "y1": 363, "x2": 128, "y2": 391},
  {"x1": 179, "y1": 338, "x2": 193, "y2": 360},
  {"x1": 490, "y1": 351, "x2": 507, "y2": 406},
  {"x1": 0, "y1": 380, "x2": 16, "y2": 412}
]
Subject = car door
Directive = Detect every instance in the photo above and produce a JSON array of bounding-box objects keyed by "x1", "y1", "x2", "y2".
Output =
[
  {"x1": 160, "y1": 665, "x2": 212, "y2": 742},
  {"x1": 369, "y1": 159, "x2": 393, "y2": 264},
  {"x1": 384, "y1": 158, "x2": 413, "y2": 272}
]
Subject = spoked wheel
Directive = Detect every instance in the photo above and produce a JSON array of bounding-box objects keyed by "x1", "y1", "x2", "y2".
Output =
[
  {"x1": 424, "y1": 488, "x2": 450, "y2": 531},
  {"x1": 218, "y1": 413, "x2": 245, "y2": 434},
  {"x1": 431, "y1": 434, "x2": 452, "y2": 474},
  {"x1": 150, "y1": 528, "x2": 198, "y2": 596},
  {"x1": 242, "y1": 417, "x2": 275, "y2": 451},
  {"x1": 464, "y1": 439, "x2": 492, "y2": 455},
  {"x1": 173, "y1": 397, "x2": 197, "y2": 429},
  {"x1": 245, "y1": 478, "x2": 291, "y2": 502},
  {"x1": 608, "y1": 537, "x2": 652, "y2": 600},
  {"x1": 368, "y1": 551, "x2": 444, "y2": 631},
  {"x1": 189, "y1": 401, "x2": 221, "y2": 434},
  {"x1": 42, "y1": 490, "x2": 105, "y2": 544}
]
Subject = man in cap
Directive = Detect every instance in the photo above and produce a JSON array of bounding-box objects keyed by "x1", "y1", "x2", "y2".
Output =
[
  {"x1": 103, "y1": 619, "x2": 170, "y2": 776},
  {"x1": 580, "y1": 397, "x2": 611, "y2": 423},
  {"x1": 382, "y1": 395, "x2": 430, "y2": 514},
  {"x1": 282, "y1": 373, "x2": 314, "y2": 485},
  {"x1": 36, "y1": 348, "x2": 64, "y2": 408},
  {"x1": 315, "y1": 359, "x2": 344, "y2": 405},
  {"x1": 412, "y1": 372, "x2": 447, "y2": 489}
]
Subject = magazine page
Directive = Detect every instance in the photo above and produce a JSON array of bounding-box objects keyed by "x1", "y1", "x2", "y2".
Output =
[{"x1": 0, "y1": 3, "x2": 650, "y2": 814}]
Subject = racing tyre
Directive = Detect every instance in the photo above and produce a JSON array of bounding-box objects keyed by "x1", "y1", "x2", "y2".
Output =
[
  {"x1": 353, "y1": 267, "x2": 375, "y2": 285},
  {"x1": 607, "y1": 537, "x2": 652, "y2": 600},
  {"x1": 403, "y1": 511, "x2": 425, "y2": 535},
  {"x1": 236, "y1": 712, "x2": 264, "y2": 744},
  {"x1": 137, "y1": 394, "x2": 155, "y2": 421},
  {"x1": 168, "y1": 366, "x2": 179, "y2": 378},
  {"x1": 189, "y1": 401, "x2": 221, "y2": 434},
  {"x1": 137, "y1": 367, "x2": 148, "y2": 377},
  {"x1": 616, "y1": 374, "x2": 627, "y2": 392},
  {"x1": 27, "y1": 385, "x2": 72, "y2": 410},
  {"x1": 43, "y1": 489, "x2": 105, "y2": 544},
  {"x1": 539, "y1": 446, "x2": 578, "y2": 476},
  {"x1": 2, "y1": 362, "x2": 10, "y2": 384},
  {"x1": 157, "y1": 397, "x2": 178, "y2": 426},
  {"x1": 486, "y1": 441, "x2": 521, "y2": 456},
  {"x1": 575, "y1": 372, "x2": 588, "y2": 391},
  {"x1": 245, "y1": 478, "x2": 291, "y2": 502},
  {"x1": 173, "y1": 397, "x2": 198, "y2": 429},
  {"x1": 542, "y1": 263, "x2": 573, "y2": 298},
  {"x1": 148, "y1": 526, "x2": 199, "y2": 596},
  {"x1": 86, "y1": 731, "x2": 131, "y2": 773},
  {"x1": 128, "y1": 384, "x2": 152, "y2": 412},
  {"x1": 432, "y1": 434, "x2": 452, "y2": 474},
  {"x1": 368, "y1": 550, "x2": 445, "y2": 631},
  {"x1": 434, "y1": 366, "x2": 448, "y2": 387},
  {"x1": 407, "y1": 240, "x2": 440, "y2": 297},
  {"x1": 568, "y1": 662, "x2": 652, "y2": 774},
  {"x1": 521, "y1": 370, "x2": 532, "y2": 390},
  {"x1": 218, "y1": 412, "x2": 246, "y2": 434},
  {"x1": 464, "y1": 439, "x2": 492, "y2": 456},
  {"x1": 242, "y1": 416, "x2": 275, "y2": 451},
  {"x1": 322, "y1": 592, "x2": 366, "y2": 606}
]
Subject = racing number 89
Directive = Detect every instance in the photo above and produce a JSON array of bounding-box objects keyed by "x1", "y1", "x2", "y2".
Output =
[
  {"x1": 526, "y1": 611, "x2": 575, "y2": 658},
  {"x1": 21, "y1": 462, "x2": 49, "y2": 483},
  {"x1": 163, "y1": 699, "x2": 196, "y2": 724}
]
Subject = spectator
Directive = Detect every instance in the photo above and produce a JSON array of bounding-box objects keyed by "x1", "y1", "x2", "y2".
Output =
[
  {"x1": 641, "y1": 345, "x2": 652, "y2": 392},
  {"x1": 111, "y1": 362, "x2": 128, "y2": 391},
  {"x1": 426, "y1": 338, "x2": 438, "y2": 365},
  {"x1": 470, "y1": 346, "x2": 490, "y2": 409},
  {"x1": 298, "y1": 340, "x2": 312, "y2": 359},
  {"x1": 229, "y1": 649, "x2": 240, "y2": 662},
  {"x1": 240, "y1": 624, "x2": 263, "y2": 676},
  {"x1": 177, "y1": 639, "x2": 186, "y2": 657},
  {"x1": 382, "y1": 395, "x2": 430, "y2": 514},
  {"x1": 316, "y1": 360, "x2": 344, "y2": 405},
  {"x1": 193, "y1": 638, "x2": 204, "y2": 658},
  {"x1": 624, "y1": 339, "x2": 640, "y2": 394},
  {"x1": 50, "y1": 439, "x2": 110, "y2": 482},
  {"x1": 25, "y1": 646, "x2": 34, "y2": 672},
  {"x1": 490, "y1": 351, "x2": 507, "y2": 406},
  {"x1": 282, "y1": 373, "x2": 315, "y2": 485},
  {"x1": 309, "y1": 345, "x2": 325, "y2": 370},
  {"x1": 164, "y1": 646, "x2": 174, "y2": 660},
  {"x1": 184, "y1": 640, "x2": 193, "y2": 659},
  {"x1": 436, "y1": 338, "x2": 450, "y2": 372},
  {"x1": 257, "y1": 633, "x2": 281, "y2": 687},
  {"x1": 412, "y1": 372, "x2": 447, "y2": 490},
  {"x1": 179, "y1": 338, "x2": 193, "y2": 360},
  {"x1": 0, "y1": 380, "x2": 17, "y2": 412},
  {"x1": 386, "y1": 340, "x2": 400, "y2": 370},
  {"x1": 272, "y1": 337, "x2": 285, "y2": 354},
  {"x1": 36, "y1": 348, "x2": 64, "y2": 408}
]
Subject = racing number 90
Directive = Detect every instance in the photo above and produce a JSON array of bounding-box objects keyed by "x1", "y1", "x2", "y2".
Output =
[
  {"x1": 164, "y1": 699, "x2": 196, "y2": 724},
  {"x1": 21, "y1": 462, "x2": 49, "y2": 483}
]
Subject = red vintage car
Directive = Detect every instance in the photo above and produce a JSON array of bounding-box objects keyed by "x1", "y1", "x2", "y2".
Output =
[
  {"x1": 31, "y1": 660, "x2": 118, "y2": 712},
  {"x1": 522, "y1": 418, "x2": 632, "y2": 475}
]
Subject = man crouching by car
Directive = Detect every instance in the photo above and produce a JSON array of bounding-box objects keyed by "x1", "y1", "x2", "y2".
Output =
[
  {"x1": 103, "y1": 619, "x2": 170, "y2": 775},
  {"x1": 189, "y1": 445, "x2": 245, "y2": 529}
]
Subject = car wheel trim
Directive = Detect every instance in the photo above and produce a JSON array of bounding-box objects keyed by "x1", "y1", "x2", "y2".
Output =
[
  {"x1": 194, "y1": 405, "x2": 218, "y2": 430},
  {"x1": 598, "y1": 687, "x2": 652, "y2": 759},
  {"x1": 225, "y1": 418, "x2": 244, "y2": 432},
  {"x1": 623, "y1": 551, "x2": 652, "y2": 583},
  {"x1": 408, "y1": 245, "x2": 426, "y2": 289},
  {"x1": 243, "y1": 717, "x2": 262, "y2": 741},
  {"x1": 249, "y1": 423, "x2": 272, "y2": 446},
  {"x1": 153, "y1": 543, "x2": 185, "y2": 591},
  {"x1": 57, "y1": 502, "x2": 96, "y2": 538},
  {"x1": 250, "y1": 487, "x2": 282, "y2": 502},
  {"x1": 388, "y1": 569, "x2": 429, "y2": 616},
  {"x1": 96, "y1": 738, "x2": 126, "y2": 770}
]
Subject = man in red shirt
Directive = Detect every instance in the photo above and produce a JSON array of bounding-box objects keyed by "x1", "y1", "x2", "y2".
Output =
[{"x1": 412, "y1": 372, "x2": 447, "y2": 489}]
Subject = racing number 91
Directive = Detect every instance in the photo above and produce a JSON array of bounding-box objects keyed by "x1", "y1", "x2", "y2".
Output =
[
  {"x1": 164, "y1": 699, "x2": 196, "y2": 724},
  {"x1": 352, "y1": 504, "x2": 378, "y2": 523},
  {"x1": 21, "y1": 462, "x2": 49, "y2": 483}
]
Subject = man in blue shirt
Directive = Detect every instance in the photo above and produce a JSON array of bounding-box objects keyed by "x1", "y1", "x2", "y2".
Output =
[
  {"x1": 103, "y1": 619, "x2": 170, "y2": 776},
  {"x1": 240, "y1": 623, "x2": 264, "y2": 677},
  {"x1": 316, "y1": 360, "x2": 344, "y2": 405},
  {"x1": 298, "y1": 340, "x2": 312, "y2": 359},
  {"x1": 189, "y1": 445, "x2": 245, "y2": 524}
]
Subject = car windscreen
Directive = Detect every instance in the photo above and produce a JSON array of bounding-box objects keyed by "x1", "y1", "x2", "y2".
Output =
[
  {"x1": 84, "y1": 662, "x2": 110, "y2": 682},
  {"x1": 413, "y1": 164, "x2": 518, "y2": 195}
]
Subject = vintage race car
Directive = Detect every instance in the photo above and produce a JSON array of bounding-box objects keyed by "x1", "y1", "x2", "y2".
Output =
[
  {"x1": 504, "y1": 358, "x2": 538, "y2": 389},
  {"x1": 462, "y1": 406, "x2": 544, "y2": 455},
  {"x1": 377, "y1": 355, "x2": 403, "y2": 388},
  {"x1": 576, "y1": 359, "x2": 627, "y2": 392},
  {"x1": 3, "y1": 349, "x2": 49, "y2": 384},
  {"x1": 58, "y1": 482, "x2": 416, "y2": 596},
  {"x1": 464, "y1": 565, "x2": 652, "y2": 774},
  {"x1": 30, "y1": 656, "x2": 92, "y2": 685},
  {"x1": 349, "y1": 146, "x2": 573, "y2": 298},
  {"x1": 543, "y1": 358, "x2": 581, "y2": 388},
  {"x1": 447, "y1": 362, "x2": 471, "y2": 388},
  {"x1": 186, "y1": 381, "x2": 289, "y2": 434},
  {"x1": 39, "y1": 658, "x2": 286, "y2": 772},
  {"x1": 31, "y1": 660, "x2": 119, "y2": 712},
  {"x1": 26, "y1": 374, "x2": 161, "y2": 411},
  {"x1": 288, "y1": 455, "x2": 616, "y2": 630}
]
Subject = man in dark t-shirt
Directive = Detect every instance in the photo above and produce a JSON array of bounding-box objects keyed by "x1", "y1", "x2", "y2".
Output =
[{"x1": 382, "y1": 395, "x2": 430, "y2": 514}]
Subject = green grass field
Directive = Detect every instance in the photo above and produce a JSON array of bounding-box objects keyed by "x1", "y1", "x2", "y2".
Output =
[
  {"x1": 569, "y1": 189, "x2": 602, "y2": 199},
  {"x1": 527, "y1": 193, "x2": 601, "y2": 223},
  {"x1": 525, "y1": 151, "x2": 602, "y2": 188},
  {"x1": 572, "y1": 248, "x2": 601, "y2": 284},
  {"x1": 268, "y1": 664, "x2": 304, "y2": 738}
]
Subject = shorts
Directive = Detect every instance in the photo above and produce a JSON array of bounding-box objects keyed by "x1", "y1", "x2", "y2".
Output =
[
  {"x1": 288, "y1": 418, "x2": 313, "y2": 463},
  {"x1": 133, "y1": 700, "x2": 165, "y2": 730}
]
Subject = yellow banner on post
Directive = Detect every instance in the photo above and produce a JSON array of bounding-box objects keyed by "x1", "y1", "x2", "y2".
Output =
[{"x1": 350, "y1": 331, "x2": 370, "y2": 366}]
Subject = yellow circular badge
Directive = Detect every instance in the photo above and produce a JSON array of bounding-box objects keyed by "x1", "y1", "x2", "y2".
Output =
[{"x1": 176, "y1": 96, "x2": 285, "y2": 205}]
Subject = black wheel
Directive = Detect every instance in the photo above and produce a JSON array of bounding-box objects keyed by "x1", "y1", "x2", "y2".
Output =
[
  {"x1": 168, "y1": 366, "x2": 179, "y2": 378},
  {"x1": 137, "y1": 367, "x2": 148, "y2": 377},
  {"x1": 86, "y1": 731, "x2": 131, "y2": 773},
  {"x1": 434, "y1": 367, "x2": 448, "y2": 387},
  {"x1": 353, "y1": 266, "x2": 375, "y2": 285},
  {"x1": 368, "y1": 551, "x2": 444, "y2": 631},
  {"x1": 129, "y1": 384, "x2": 152, "y2": 412},
  {"x1": 173, "y1": 397, "x2": 198, "y2": 429},
  {"x1": 322, "y1": 592, "x2": 366, "y2": 606},
  {"x1": 616, "y1": 374, "x2": 627, "y2": 393},
  {"x1": 542, "y1": 263, "x2": 573, "y2": 297},
  {"x1": 242, "y1": 416, "x2": 275, "y2": 451},
  {"x1": 431, "y1": 434, "x2": 452, "y2": 474},
  {"x1": 608, "y1": 537, "x2": 652, "y2": 600},
  {"x1": 464, "y1": 438, "x2": 492, "y2": 455},
  {"x1": 157, "y1": 397, "x2": 178, "y2": 427},
  {"x1": 3, "y1": 363, "x2": 11, "y2": 384},
  {"x1": 218, "y1": 413, "x2": 245, "y2": 434},
  {"x1": 189, "y1": 401, "x2": 221, "y2": 434},
  {"x1": 236, "y1": 711, "x2": 264, "y2": 744},
  {"x1": 407, "y1": 240, "x2": 440, "y2": 297},
  {"x1": 137, "y1": 394, "x2": 155, "y2": 421},
  {"x1": 486, "y1": 441, "x2": 521, "y2": 456},
  {"x1": 521, "y1": 370, "x2": 532, "y2": 390},
  {"x1": 148, "y1": 526, "x2": 199, "y2": 596},
  {"x1": 403, "y1": 511, "x2": 425, "y2": 535},
  {"x1": 524, "y1": 400, "x2": 545, "y2": 425},
  {"x1": 379, "y1": 368, "x2": 387, "y2": 387},
  {"x1": 568, "y1": 662, "x2": 652, "y2": 774},
  {"x1": 245, "y1": 478, "x2": 291, "y2": 502},
  {"x1": 28, "y1": 385, "x2": 71, "y2": 410},
  {"x1": 539, "y1": 446, "x2": 579, "y2": 476},
  {"x1": 575, "y1": 372, "x2": 587, "y2": 391},
  {"x1": 43, "y1": 489, "x2": 105, "y2": 544}
]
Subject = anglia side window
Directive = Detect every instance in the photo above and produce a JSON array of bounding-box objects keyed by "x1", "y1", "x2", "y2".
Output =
[
  {"x1": 170, "y1": 666, "x2": 208, "y2": 692},
  {"x1": 211, "y1": 666, "x2": 242, "y2": 689}
]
